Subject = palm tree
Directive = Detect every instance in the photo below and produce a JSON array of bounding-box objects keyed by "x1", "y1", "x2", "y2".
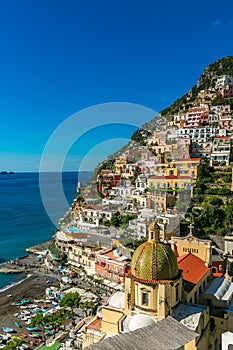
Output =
[
  {"x1": 59, "y1": 292, "x2": 81, "y2": 321},
  {"x1": 45, "y1": 311, "x2": 66, "y2": 338},
  {"x1": 80, "y1": 301, "x2": 95, "y2": 316},
  {"x1": 30, "y1": 313, "x2": 51, "y2": 345}
]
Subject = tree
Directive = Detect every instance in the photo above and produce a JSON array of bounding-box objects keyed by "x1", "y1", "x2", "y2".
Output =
[
  {"x1": 59, "y1": 292, "x2": 81, "y2": 320},
  {"x1": 109, "y1": 212, "x2": 121, "y2": 227},
  {"x1": 30, "y1": 313, "x2": 51, "y2": 345},
  {"x1": 225, "y1": 202, "x2": 233, "y2": 227},
  {"x1": 44, "y1": 310, "x2": 66, "y2": 338},
  {"x1": 80, "y1": 301, "x2": 95, "y2": 316},
  {"x1": 4, "y1": 338, "x2": 23, "y2": 350}
]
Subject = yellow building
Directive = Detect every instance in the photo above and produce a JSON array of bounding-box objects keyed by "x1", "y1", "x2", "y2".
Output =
[
  {"x1": 68, "y1": 244, "x2": 101, "y2": 273},
  {"x1": 150, "y1": 191, "x2": 176, "y2": 212},
  {"x1": 154, "y1": 157, "x2": 200, "y2": 180},
  {"x1": 148, "y1": 174, "x2": 192, "y2": 191},
  {"x1": 170, "y1": 227, "x2": 212, "y2": 266},
  {"x1": 114, "y1": 156, "x2": 127, "y2": 175},
  {"x1": 124, "y1": 222, "x2": 183, "y2": 320},
  {"x1": 171, "y1": 158, "x2": 201, "y2": 180},
  {"x1": 82, "y1": 223, "x2": 228, "y2": 350}
]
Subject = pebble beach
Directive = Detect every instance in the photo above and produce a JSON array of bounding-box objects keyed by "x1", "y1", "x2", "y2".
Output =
[{"x1": 0, "y1": 249, "x2": 60, "y2": 347}]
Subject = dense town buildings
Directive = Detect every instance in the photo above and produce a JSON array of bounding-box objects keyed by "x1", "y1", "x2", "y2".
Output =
[{"x1": 47, "y1": 74, "x2": 233, "y2": 348}]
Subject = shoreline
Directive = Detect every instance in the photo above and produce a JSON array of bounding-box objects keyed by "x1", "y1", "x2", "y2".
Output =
[
  {"x1": 0, "y1": 274, "x2": 60, "y2": 348},
  {"x1": 0, "y1": 240, "x2": 52, "y2": 292},
  {"x1": 0, "y1": 274, "x2": 31, "y2": 293},
  {"x1": 0, "y1": 251, "x2": 60, "y2": 346}
]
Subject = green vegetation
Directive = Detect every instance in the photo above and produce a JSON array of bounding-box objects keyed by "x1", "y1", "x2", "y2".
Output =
[
  {"x1": 3, "y1": 338, "x2": 23, "y2": 350},
  {"x1": 80, "y1": 301, "x2": 95, "y2": 316},
  {"x1": 131, "y1": 129, "x2": 152, "y2": 145},
  {"x1": 100, "y1": 212, "x2": 137, "y2": 227},
  {"x1": 211, "y1": 96, "x2": 233, "y2": 106},
  {"x1": 184, "y1": 161, "x2": 233, "y2": 236},
  {"x1": 161, "y1": 56, "x2": 233, "y2": 117},
  {"x1": 59, "y1": 292, "x2": 81, "y2": 320},
  {"x1": 48, "y1": 241, "x2": 65, "y2": 260},
  {"x1": 91, "y1": 158, "x2": 116, "y2": 180},
  {"x1": 125, "y1": 239, "x2": 147, "y2": 255}
]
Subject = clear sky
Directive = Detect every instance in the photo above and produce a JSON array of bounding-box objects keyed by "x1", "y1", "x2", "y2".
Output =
[{"x1": 0, "y1": 0, "x2": 233, "y2": 171}]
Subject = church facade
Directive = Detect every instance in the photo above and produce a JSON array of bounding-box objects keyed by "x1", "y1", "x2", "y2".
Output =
[{"x1": 82, "y1": 222, "x2": 233, "y2": 349}]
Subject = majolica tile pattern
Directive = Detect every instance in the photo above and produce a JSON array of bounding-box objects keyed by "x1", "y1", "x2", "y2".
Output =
[{"x1": 131, "y1": 240, "x2": 179, "y2": 283}]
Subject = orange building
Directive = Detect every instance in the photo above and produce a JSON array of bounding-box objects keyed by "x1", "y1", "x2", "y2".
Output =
[{"x1": 95, "y1": 249, "x2": 130, "y2": 285}]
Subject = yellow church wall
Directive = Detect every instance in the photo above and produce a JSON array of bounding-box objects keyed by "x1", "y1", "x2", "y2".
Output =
[
  {"x1": 169, "y1": 276, "x2": 183, "y2": 310},
  {"x1": 134, "y1": 282, "x2": 158, "y2": 316},
  {"x1": 184, "y1": 338, "x2": 197, "y2": 350},
  {"x1": 101, "y1": 307, "x2": 124, "y2": 335},
  {"x1": 185, "y1": 269, "x2": 212, "y2": 305},
  {"x1": 170, "y1": 236, "x2": 212, "y2": 266},
  {"x1": 124, "y1": 276, "x2": 135, "y2": 315},
  {"x1": 82, "y1": 331, "x2": 104, "y2": 348},
  {"x1": 207, "y1": 315, "x2": 228, "y2": 350}
]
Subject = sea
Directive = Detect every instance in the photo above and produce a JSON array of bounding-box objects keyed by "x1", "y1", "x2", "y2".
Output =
[{"x1": 0, "y1": 171, "x2": 92, "y2": 291}]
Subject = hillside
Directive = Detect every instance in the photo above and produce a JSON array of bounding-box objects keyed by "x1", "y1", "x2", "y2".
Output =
[
  {"x1": 159, "y1": 56, "x2": 233, "y2": 118},
  {"x1": 94, "y1": 56, "x2": 233, "y2": 177},
  {"x1": 88, "y1": 56, "x2": 233, "y2": 237}
]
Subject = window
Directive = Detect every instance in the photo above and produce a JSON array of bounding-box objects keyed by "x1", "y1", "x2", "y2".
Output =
[{"x1": 142, "y1": 291, "x2": 149, "y2": 306}]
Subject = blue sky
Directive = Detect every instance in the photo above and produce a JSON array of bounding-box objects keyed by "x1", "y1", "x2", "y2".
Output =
[{"x1": 0, "y1": 0, "x2": 233, "y2": 171}]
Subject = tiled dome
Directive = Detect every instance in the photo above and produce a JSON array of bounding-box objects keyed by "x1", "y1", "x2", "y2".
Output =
[{"x1": 131, "y1": 223, "x2": 179, "y2": 283}]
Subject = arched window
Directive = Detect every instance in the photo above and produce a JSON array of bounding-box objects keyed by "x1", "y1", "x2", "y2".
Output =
[{"x1": 142, "y1": 291, "x2": 149, "y2": 306}]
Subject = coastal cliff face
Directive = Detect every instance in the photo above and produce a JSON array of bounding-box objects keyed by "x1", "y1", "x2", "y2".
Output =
[
  {"x1": 83, "y1": 56, "x2": 233, "y2": 238},
  {"x1": 93, "y1": 56, "x2": 233, "y2": 179}
]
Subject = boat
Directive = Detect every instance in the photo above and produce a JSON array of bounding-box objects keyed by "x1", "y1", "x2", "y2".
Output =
[
  {"x1": 21, "y1": 299, "x2": 30, "y2": 304},
  {"x1": 28, "y1": 332, "x2": 41, "y2": 338},
  {"x1": 45, "y1": 325, "x2": 53, "y2": 330},
  {"x1": 11, "y1": 301, "x2": 23, "y2": 306},
  {"x1": 2, "y1": 327, "x2": 14, "y2": 333},
  {"x1": 26, "y1": 326, "x2": 38, "y2": 331},
  {"x1": 45, "y1": 330, "x2": 54, "y2": 336},
  {"x1": 19, "y1": 334, "x2": 27, "y2": 339},
  {"x1": 21, "y1": 310, "x2": 30, "y2": 315},
  {"x1": 14, "y1": 321, "x2": 21, "y2": 328}
]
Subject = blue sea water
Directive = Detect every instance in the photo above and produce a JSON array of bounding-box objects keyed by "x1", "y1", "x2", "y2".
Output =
[{"x1": 0, "y1": 171, "x2": 92, "y2": 291}]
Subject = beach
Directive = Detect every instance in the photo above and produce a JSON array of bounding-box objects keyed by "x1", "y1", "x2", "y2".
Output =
[{"x1": 0, "y1": 252, "x2": 60, "y2": 345}]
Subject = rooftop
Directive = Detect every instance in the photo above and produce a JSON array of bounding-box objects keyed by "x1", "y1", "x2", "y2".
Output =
[
  {"x1": 172, "y1": 303, "x2": 207, "y2": 331},
  {"x1": 85, "y1": 316, "x2": 198, "y2": 350},
  {"x1": 178, "y1": 253, "x2": 210, "y2": 285},
  {"x1": 202, "y1": 277, "x2": 233, "y2": 302}
]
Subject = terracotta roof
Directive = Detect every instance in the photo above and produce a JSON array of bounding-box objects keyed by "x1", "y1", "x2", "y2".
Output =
[
  {"x1": 85, "y1": 205, "x2": 104, "y2": 210},
  {"x1": 75, "y1": 316, "x2": 93, "y2": 331},
  {"x1": 214, "y1": 136, "x2": 231, "y2": 139},
  {"x1": 99, "y1": 249, "x2": 129, "y2": 264},
  {"x1": 174, "y1": 158, "x2": 201, "y2": 162},
  {"x1": 149, "y1": 175, "x2": 191, "y2": 180},
  {"x1": 87, "y1": 318, "x2": 102, "y2": 331},
  {"x1": 212, "y1": 272, "x2": 223, "y2": 278},
  {"x1": 178, "y1": 253, "x2": 210, "y2": 285}
]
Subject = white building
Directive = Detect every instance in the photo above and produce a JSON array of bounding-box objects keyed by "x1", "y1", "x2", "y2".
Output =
[{"x1": 215, "y1": 75, "x2": 233, "y2": 89}]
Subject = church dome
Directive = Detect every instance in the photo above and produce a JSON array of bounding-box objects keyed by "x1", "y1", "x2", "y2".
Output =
[
  {"x1": 128, "y1": 314, "x2": 155, "y2": 331},
  {"x1": 131, "y1": 222, "x2": 179, "y2": 283}
]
